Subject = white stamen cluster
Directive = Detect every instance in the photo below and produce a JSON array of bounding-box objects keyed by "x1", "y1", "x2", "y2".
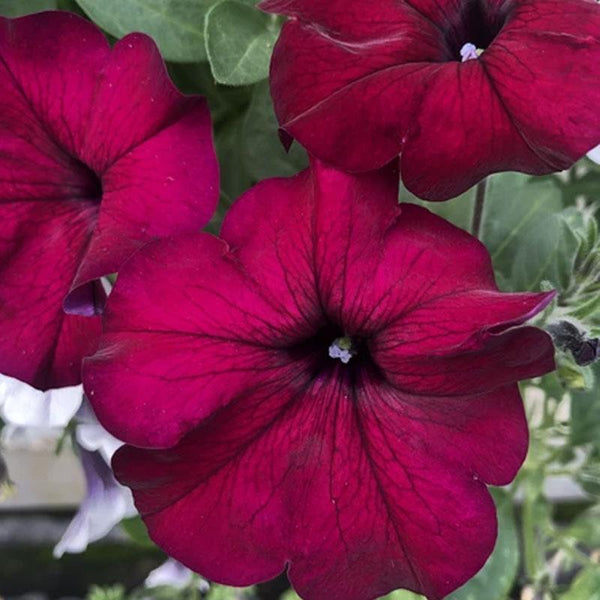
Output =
[
  {"x1": 460, "y1": 42, "x2": 481, "y2": 62},
  {"x1": 328, "y1": 337, "x2": 356, "y2": 364}
]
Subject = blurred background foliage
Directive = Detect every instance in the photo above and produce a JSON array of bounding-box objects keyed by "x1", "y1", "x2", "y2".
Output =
[{"x1": 1, "y1": 1, "x2": 600, "y2": 600}]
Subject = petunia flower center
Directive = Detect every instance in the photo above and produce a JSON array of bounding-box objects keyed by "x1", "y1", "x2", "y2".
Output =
[
  {"x1": 82, "y1": 166, "x2": 103, "y2": 202},
  {"x1": 71, "y1": 157, "x2": 104, "y2": 202},
  {"x1": 328, "y1": 336, "x2": 356, "y2": 364},
  {"x1": 460, "y1": 43, "x2": 483, "y2": 62},
  {"x1": 446, "y1": 0, "x2": 508, "y2": 61},
  {"x1": 287, "y1": 321, "x2": 385, "y2": 390}
]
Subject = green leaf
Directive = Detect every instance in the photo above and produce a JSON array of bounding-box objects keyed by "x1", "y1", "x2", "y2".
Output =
[
  {"x1": 570, "y1": 363, "x2": 600, "y2": 448},
  {"x1": 578, "y1": 459, "x2": 600, "y2": 498},
  {"x1": 205, "y1": 0, "x2": 279, "y2": 85},
  {"x1": 403, "y1": 172, "x2": 565, "y2": 287},
  {"x1": 401, "y1": 185, "x2": 474, "y2": 232},
  {"x1": 242, "y1": 80, "x2": 308, "y2": 180},
  {"x1": 379, "y1": 591, "x2": 425, "y2": 600},
  {"x1": 538, "y1": 372, "x2": 566, "y2": 402},
  {"x1": 214, "y1": 110, "x2": 253, "y2": 206},
  {"x1": 559, "y1": 170, "x2": 600, "y2": 205},
  {"x1": 481, "y1": 173, "x2": 564, "y2": 285},
  {"x1": 120, "y1": 516, "x2": 155, "y2": 548},
  {"x1": 556, "y1": 359, "x2": 595, "y2": 392},
  {"x1": 446, "y1": 491, "x2": 519, "y2": 600},
  {"x1": 75, "y1": 0, "x2": 210, "y2": 62},
  {"x1": 565, "y1": 506, "x2": 600, "y2": 549},
  {"x1": 209, "y1": 586, "x2": 254, "y2": 600},
  {"x1": 284, "y1": 589, "x2": 424, "y2": 600},
  {"x1": 510, "y1": 211, "x2": 579, "y2": 292},
  {"x1": 559, "y1": 566, "x2": 600, "y2": 600},
  {"x1": 86, "y1": 585, "x2": 126, "y2": 600},
  {"x1": 0, "y1": 0, "x2": 56, "y2": 15}
]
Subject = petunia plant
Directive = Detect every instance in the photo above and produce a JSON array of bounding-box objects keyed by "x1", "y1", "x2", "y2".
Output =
[
  {"x1": 263, "y1": 0, "x2": 600, "y2": 201},
  {"x1": 1, "y1": 2, "x2": 600, "y2": 600}
]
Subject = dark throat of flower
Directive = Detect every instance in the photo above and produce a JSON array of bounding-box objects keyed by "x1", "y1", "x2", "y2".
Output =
[
  {"x1": 287, "y1": 321, "x2": 384, "y2": 390},
  {"x1": 71, "y1": 157, "x2": 103, "y2": 202},
  {"x1": 446, "y1": 0, "x2": 507, "y2": 62}
]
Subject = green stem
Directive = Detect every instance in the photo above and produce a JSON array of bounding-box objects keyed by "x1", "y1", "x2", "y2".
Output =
[
  {"x1": 471, "y1": 178, "x2": 488, "y2": 239},
  {"x1": 522, "y1": 483, "x2": 544, "y2": 583}
]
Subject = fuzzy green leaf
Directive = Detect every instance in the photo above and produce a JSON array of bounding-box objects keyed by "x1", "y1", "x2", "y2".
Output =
[
  {"x1": 75, "y1": 0, "x2": 210, "y2": 62},
  {"x1": 205, "y1": 0, "x2": 279, "y2": 85},
  {"x1": 481, "y1": 174, "x2": 564, "y2": 285},
  {"x1": 571, "y1": 363, "x2": 600, "y2": 448},
  {"x1": 560, "y1": 566, "x2": 600, "y2": 600},
  {"x1": 0, "y1": 0, "x2": 56, "y2": 15},
  {"x1": 242, "y1": 80, "x2": 308, "y2": 180}
]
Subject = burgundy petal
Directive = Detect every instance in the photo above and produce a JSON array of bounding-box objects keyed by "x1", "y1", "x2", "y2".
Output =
[
  {"x1": 372, "y1": 288, "x2": 555, "y2": 395},
  {"x1": 399, "y1": 60, "x2": 553, "y2": 200},
  {"x1": 0, "y1": 12, "x2": 218, "y2": 389},
  {"x1": 67, "y1": 103, "x2": 217, "y2": 301},
  {"x1": 0, "y1": 202, "x2": 101, "y2": 389},
  {"x1": 84, "y1": 233, "x2": 316, "y2": 448},
  {"x1": 484, "y1": 0, "x2": 600, "y2": 169},
  {"x1": 265, "y1": 0, "x2": 600, "y2": 200},
  {"x1": 113, "y1": 377, "x2": 527, "y2": 600},
  {"x1": 222, "y1": 164, "x2": 499, "y2": 335},
  {"x1": 267, "y1": 19, "x2": 445, "y2": 174},
  {"x1": 88, "y1": 163, "x2": 556, "y2": 599}
]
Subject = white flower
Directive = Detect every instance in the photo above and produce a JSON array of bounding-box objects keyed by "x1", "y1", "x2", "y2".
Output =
[
  {"x1": 587, "y1": 144, "x2": 600, "y2": 164},
  {"x1": 0, "y1": 373, "x2": 82, "y2": 429},
  {"x1": 145, "y1": 558, "x2": 208, "y2": 592},
  {"x1": 0, "y1": 373, "x2": 136, "y2": 556},
  {"x1": 53, "y1": 444, "x2": 136, "y2": 558},
  {"x1": 75, "y1": 400, "x2": 123, "y2": 463}
]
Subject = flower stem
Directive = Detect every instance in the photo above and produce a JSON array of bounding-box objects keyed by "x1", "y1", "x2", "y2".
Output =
[
  {"x1": 522, "y1": 485, "x2": 543, "y2": 583},
  {"x1": 471, "y1": 178, "x2": 488, "y2": 239}
]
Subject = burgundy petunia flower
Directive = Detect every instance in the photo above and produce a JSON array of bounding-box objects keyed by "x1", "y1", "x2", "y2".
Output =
[
  {"x1": 0, "y1": 11, "x2": 218, "y2": 390},
  {"x1": 85, "y1": 162, "x2": 555, "y2": 600},
  {"x1": 262, "y1": 0, "x2": 600, "y2": 201}
]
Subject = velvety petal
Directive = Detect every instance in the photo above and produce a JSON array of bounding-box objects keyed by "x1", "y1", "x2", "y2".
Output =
[
  {"x1": 94, "y1": 163, "x2": 555, "y2": 599},
  {"x1": 114, "y1": 375, "x2": 528, "y2": 599},
  {"x1": 0, "y1": 14, "x2": 188, "y2": 172},
  {"x1": 260, "y1": 0, "x2": 432, "y2": 38},
  {"x1": 220, "y1": 170, "x2": 321, "y2": 325},
  {"x1": 222, "y1": 162, "x2": 407, "y2": 333},
  {"x1": 0, "y1": 13, "x2": 110, "y2": 164},
  {"x1": 399, "y1": 60, "x2": 553, "y2": 200},
  {"x1": 0, "y1": 64, "x2": 94, "y2": 202},
  {"x1": 372, "y1": 288, "x2": 556, "y2": 394},
  {"x1": 0, "y1": 201, "x2": 102, "y2": 389},
  {"x1": 268, "y1": 18, "x2": 444, "y2": 172},
  {"x1": 0, "y1": 11, "x2": 218, "y2": 388},
  {"x1": 87, "y1": 164, "x2": 555, "y2": 445},
  {"x1": 311, "y1": 179, "x2": 500, "y2": 332},
  {"x1": 83, "y1": 233, "x2": 315, "y2": 448},
  {"x1": 392, "y1": 0, "x2": 509, "y2": 46},
  {"x1": 484, "y1": 0, "x2": 600, "y2": 168},
  {"x1": 1, "y1": 11, "x2": 218, "y2": 319},
  {"x1": 377, "y1": 326, "x2": 555, "y2": 395},
  {"x1": 268, "y1": 17, "x2": 552, "y2": 198},
  {"x1": 265, "y1": 0, "x2": 600, "y2": 199},
  {"x1": 67, "y1": 104, "x2": 218, "y2": 306},
  {"x1": 223, "y1": 164, "x2": 499, "y2": 335},
  {"x1": 377, "y1": 289, "x2": 555, "y2": 355}
]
